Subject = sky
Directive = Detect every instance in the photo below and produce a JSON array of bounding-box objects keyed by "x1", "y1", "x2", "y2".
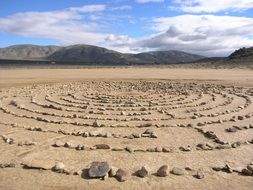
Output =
[{"x1": 1, "y1": 0, "x2": 253, "y2": 56}]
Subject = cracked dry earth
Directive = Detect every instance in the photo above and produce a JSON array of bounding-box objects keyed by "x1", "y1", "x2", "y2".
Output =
[{"x1": 0, "y1": 79, "x2": 253, "y2": 190}]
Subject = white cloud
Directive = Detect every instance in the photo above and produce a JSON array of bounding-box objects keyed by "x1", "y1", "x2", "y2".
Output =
[
  {"x1": 1, "y1": 4, "x2": 253, "y2": 57},
  {"x1": 132, "y1": 15, "x2": 253, "y2": 56},
  {"x1": 136, "y1": 0, "x2": 164, "y2": 3},
  {"x1": 111, "y1": 5, "x2": 132, "y2": 10},
  {"x1": 68, "y1": 4, "x2": 106, "y2": 13},
  {"x1": 173, "y1": 0, "x2": 253, "y2": 13},
  {"x1": 0, "y1": 5, "x2": 108, "y2": 45}
]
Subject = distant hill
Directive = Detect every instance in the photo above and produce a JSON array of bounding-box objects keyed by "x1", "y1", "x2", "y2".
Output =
[
  {"x1": 229, "y1": 47, "x2": 253, "y2": 60},
  {"x1": 0, "y1": 45, "x2": 61, "y2": 60},
  {"x1": 0, "y1": 44, "x2": 204, "y2": 64}
]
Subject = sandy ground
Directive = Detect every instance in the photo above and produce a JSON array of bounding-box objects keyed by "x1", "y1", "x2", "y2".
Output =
[{"x1": 0, "y1": 68, "x2": 252, "y2": 190}]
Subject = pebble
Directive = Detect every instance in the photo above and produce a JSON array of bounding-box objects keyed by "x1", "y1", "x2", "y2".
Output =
[
  {"x1": 241, "y1": 168, "x2": 252, "y2": 176},
  {"x1": 247, "y1": 165, "x2": 253, "y2": 172},
  {"x1": 125, "y1": 146, "x2": 134, "y2": 153},
  {"x1": 109, "y1": 166, "x2": 118, "y2": 177},
  {"x1": 116, "y1": 168, "x2": 130, "y2": 182},
  {"x1": 196, "y1": 169, "x2": 204, "y2": 179},
  {"x1": 52, "y1": 162, "x2": 65, "y2": 173},
  {"x1": 162, "y1": 147, "x2": 171, "y2": 153},
  {"x1": 64, "y1": 141, "x2": 76, "y2": 149},
  {"x1": 0, "y1": 162, "x2": 16, "y2": 168},
  {"x1": 137, "y1": 166, "x2": 149, "y2": 178},
  {"x1": 88, "y1": 162, "x2": 110, "y2": 178},
  {"x1": 157, "y1": 165, "x2": 169, "y2": 177},
  {"x1": 171, "y1": 167, "x2": 185, "y2": 175},
  {"x1": 54, "y1": 140, "x2": 64, "y2": 147},
  {"x1": 95, "y1": 144, "x2": 110, "y2": 149},
  {"x1": 155, "y1": 147, "x2": 163, "y2": 152}
]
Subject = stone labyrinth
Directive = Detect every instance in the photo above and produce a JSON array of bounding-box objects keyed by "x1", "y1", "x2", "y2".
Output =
[{"x1": 0, "y1": 81, "x2": 253, "y2": 181}]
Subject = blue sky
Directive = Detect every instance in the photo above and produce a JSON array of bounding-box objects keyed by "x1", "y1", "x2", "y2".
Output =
[{"x1": 1, "y1": 0, "x2": 253, "y2": 56}]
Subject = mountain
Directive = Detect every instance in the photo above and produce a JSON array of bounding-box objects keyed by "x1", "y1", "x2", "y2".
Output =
[
  {"x1": 133, "y1": 51, "x2": 205, "y2": 64},
  {"x1": 48, "y1": 45, "x2": 130, "y2": 64},
  {"x1": 0, "y1": 45, "x2": 62, "y2": 60},
  {"x1": 229, "y1": 47, "x2": 253, "y2": 60},
  {"x1": 0, "y1": 44, "x2": 204, "y2": 64}
]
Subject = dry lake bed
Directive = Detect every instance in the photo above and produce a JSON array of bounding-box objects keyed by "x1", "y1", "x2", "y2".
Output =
[{"x1": 0, "y1": 68, "x2": 253, "y2": 190}]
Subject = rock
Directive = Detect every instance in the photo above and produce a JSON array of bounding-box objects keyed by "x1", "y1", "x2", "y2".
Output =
[
  {"x1": 125, "y1": 146, "x2": 134, "y2": 153},
  {"x1": 146, "y1": 148, "x2": 156, "y2": 152},
  {"x1": 132, "y1": 133, "x2": 141, "y2": 138},
  {"x1": 247, "y1": 165, "x2": 253, "y2": 172},
  {"x1": 238, "y1": 116, "x2": 244, "y2": 120},
  {"x1": 162, "y1": 147, "x2": 171, "y2": 153},
  {"x1": 226, "y1": 127, "x2": 237, "y2": 133},
  {"x1": 225, "y1": 163, "x2": 233, "y2": 173},
  {"x1": 23, "y1": 160, "x2": 54, "y2": 170},
  {"x1": 102, "y1": 173, "x2": 109, "y2": 180},
  {"x1": 120, "y1": 111, "x2": 126, "y2": 115},
  {"x1": 137, "y1": 166, "x2": 149, "y2": 178},
  {"x1": 241, "y1": 168, "x2": 252, "y2": 176},
  {"x1": 76, "y1": 144, "x2": 85, "y2": 150},
  {"x1": 54, "y1": 140, "x2": 64, "y2": 147},
  {"x1": 212, "y1": 166, "x2": 223, "y2": 171},
  {"x1": 179, "y1": 146, "x2": 191, "y2": 151},
  {"x1": 93, "y1": 120, "x2": 101, "y2": 127},
  {"x1": 115, "y1": 169, "x2": 130, "y2": 182},
  {"x1": 205, "y1": 131, "x2": 217, "y2": 139},
  {"x1": 64, "y1": 141, "x2": 76, "y2": 149},
  {"x1": 109, "y1": 166, "x2": 118, "y2": 177},
  {"x1": 73, "y1": 170, "x2": 83, "y2": 175},
  {"x1": 157, "y1": 165, "x2": 169, "y2": 177},
  {"x1": 95, "y1": 144, "x2": 110, "y2": 149},
  {"x1": 88, "y1": 162, "x2": 110, "y2": 178},
  {"x1": 0, "y1": 162, "x2": 16, "y2": 168},
  {"x1": 143, "y1": 129, "x2": 153, "y2": 134},
  {"x1": 171, "y1": 167, "x2": 184, "y2": 175},
  {"x1": 155, "y1": 147, "x2": 163, "y2": 152},
  {"x1": 112, "y1": 148, "x2": 124, "y2": 151},
  {"x1": 196, "y1": 169, "x2": 204, "y2": 179},
  {"x1": 150, "y1": 132, "x2": 158, "y2": 138},
  {"x1": 105, "y1": 132, "x2": 112, "y2": 138},
  {"x1": 52, "y1": 162, "x2": 65, "y2": 173}
]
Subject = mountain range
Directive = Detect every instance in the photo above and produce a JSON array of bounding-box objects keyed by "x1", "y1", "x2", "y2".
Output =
[
  {"x1": 0, "y1": 44, "x2": 205, "y2": 64},
  {"x1": 0, "y1": 44, "x2": 252, "y2": 68}
]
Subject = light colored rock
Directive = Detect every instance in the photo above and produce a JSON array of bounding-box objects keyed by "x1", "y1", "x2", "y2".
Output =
[
  {"x1": 171, "y1": 167, "x2": 185, "y2": 175},
  {"x1": 157, "y1": 165, "x2": 169, "y2": 177},
  {"x1": 52, "y1": 162, "x2": 65, "y2": 173},
  {"x1": 109, "y1": 166, "x2": 118, "y2": 177},
  {"x1": 196, "y1": 169, "x2": 204, "y2": 179}
]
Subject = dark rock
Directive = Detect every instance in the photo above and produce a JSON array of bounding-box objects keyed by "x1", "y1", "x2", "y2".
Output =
[
  {"x1": 115, "y1": 168, "x2": 130, "y2": 182},
  {"x1": 137, "y1": 166, "x2": 149, "y2": 178},
  {"x1": 88, "y1": 162, "x2": 110, "y2": 178},
  {"x1": 95, "y1": 144, "x2": 110, "y2": 149},
  {"x1": 241, "y1": 168, "x2": 252, "y2": 176}
]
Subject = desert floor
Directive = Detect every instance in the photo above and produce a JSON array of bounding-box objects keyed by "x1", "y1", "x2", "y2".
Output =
[{"x1": 0, "y1": 68, "x2": 252, "y2": 190}]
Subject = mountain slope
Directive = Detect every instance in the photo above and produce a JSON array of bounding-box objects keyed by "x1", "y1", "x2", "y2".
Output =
[
  {"x1": 48, "y1": 45, "x2": 129, "y2": 64},
  {"x1": 0, "y1": 45, "x2": 62, "y2": 60},
  {"x1": 229, "y1": 47, "x2": 253, "y2": 60},
  {"x1": 134, "y1": 51, "x2": 205, "y2": 64}
]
